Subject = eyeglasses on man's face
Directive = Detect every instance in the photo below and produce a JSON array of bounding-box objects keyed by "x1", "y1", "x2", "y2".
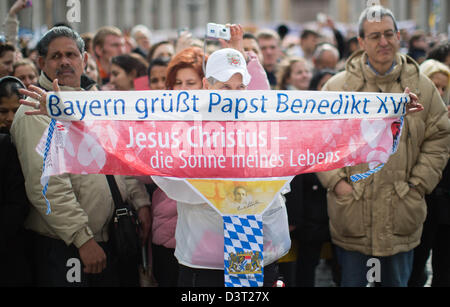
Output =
[{"x1": 365, "y1": 30, "x2": 397, "y2": 42}]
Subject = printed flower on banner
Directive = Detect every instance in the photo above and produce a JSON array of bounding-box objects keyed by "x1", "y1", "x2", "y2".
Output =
[
  {"x1": 322, "y1": 133, "x2": 336, "y2": 148},
  {"x1": 361, "y1": 119, "x2": 386, "y2": 149},
  {"x1": 77, "y1": 131, "x2": 106, "y2": 170},
  {"x1": 321, "y1": 123, "x2": 342, "y2": 149},
  {"x1": 358, "y1": 118, "x2": 396, "y2": 170},
  {"x1": 348, "y1": 137, "x2": 358, "y2": 159}
]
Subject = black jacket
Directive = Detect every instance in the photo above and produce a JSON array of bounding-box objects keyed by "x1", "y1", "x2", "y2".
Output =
[
  {"x1": 426, "y1": 162, "x2": 450, "y2": 225},
  {"x1": 0, "y1": 133, "x2": 32, "y2": 286},
  {"x1": 284, "y1": 173, "x2": 330, "y2": 243}
]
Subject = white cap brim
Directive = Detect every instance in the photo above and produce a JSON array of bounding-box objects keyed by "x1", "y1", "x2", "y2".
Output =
[{"x1": 207, "y1": 68, "x2": 251, "y2": 86}]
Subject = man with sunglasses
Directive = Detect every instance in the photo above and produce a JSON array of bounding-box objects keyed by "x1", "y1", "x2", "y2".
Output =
[{"x1": 317, "y1": 5, "x2": 450, "y2": 287}]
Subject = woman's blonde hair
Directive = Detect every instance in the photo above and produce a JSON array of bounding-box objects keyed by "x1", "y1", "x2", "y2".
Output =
[
  {"x1": 276, "y1": 56, "x2": 310, "y2": 90},
  {"x1": 12, "y1": 58, "x2": 39, "y2": 77},
  {"x1": 420, "y1": 59, "x2": 450, "y2": 104}
]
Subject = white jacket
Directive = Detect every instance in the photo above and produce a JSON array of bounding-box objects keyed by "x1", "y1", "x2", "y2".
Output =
[{"x1": 152, "y1": 176, "x2": 291, "y2": 270}]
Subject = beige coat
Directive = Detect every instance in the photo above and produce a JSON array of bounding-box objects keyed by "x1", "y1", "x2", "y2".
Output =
[
  {"x1": 11, "y1": 73, "x2": 150, "y2": 248},
  {"x1": 317, "y1": 50, "x2": 450, "y2": 256}
]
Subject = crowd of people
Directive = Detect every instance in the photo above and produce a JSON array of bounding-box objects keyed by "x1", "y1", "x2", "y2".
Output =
[{"x1": 1, "y1": 0, "x2": 449, "y2": 288}]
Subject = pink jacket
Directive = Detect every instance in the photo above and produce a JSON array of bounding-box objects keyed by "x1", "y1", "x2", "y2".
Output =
[
  {"x1": 246, "y1": 51, "x2": 271, "y2": 90},
  {"x1": 151, "y1": 188, "x2": 177, "y2": 248}
]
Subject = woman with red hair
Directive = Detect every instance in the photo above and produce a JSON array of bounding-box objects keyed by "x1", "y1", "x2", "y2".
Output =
[
  {"x1": 165, "y1": 46, "x2": 207, "y2": 90},
  {"x1": 146, "y1": 47, "x2": 208, "y2": 286}
]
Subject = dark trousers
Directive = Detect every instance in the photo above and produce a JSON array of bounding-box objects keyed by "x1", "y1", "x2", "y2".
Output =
[
  {"x1": 430, "y1": 225, "x2": 450, "y2": 286},
  {"x1": 0, "y1": 229, "x2": 33, "y2": 287},
  {"x1": 409, "y1": 224, "x2": 450, "y2": 287},
  {"x1": 295, "y1": 240, "x2": 324, "y2": 287},
  {"x1": 279, "y1": 240, "x2": 340, "y2": 287},
  {"x1": 277, "y1": 240, "x2": 323, "y2": 287},
  {"x1": 151, "y1": 243, "x2": 179, "y2": 287},
  {"x1": 30, "y1": 231, "x2": 120, "y2": 287},
  {"x1": 409, "y1": 191, "x2": 450, "y2": 288},
  {"x1": 178, "y1": 262, "x2": 279, "y2": 287}
]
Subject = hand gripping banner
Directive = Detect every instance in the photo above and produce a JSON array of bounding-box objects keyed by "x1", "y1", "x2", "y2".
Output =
[{"x1": 37, "y1": 90, "x2": 408, "y2": 286}]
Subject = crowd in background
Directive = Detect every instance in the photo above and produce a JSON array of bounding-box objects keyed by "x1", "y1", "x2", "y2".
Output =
[{"x1": 1, "y1": 0, "x2": 449, "y2": 288}]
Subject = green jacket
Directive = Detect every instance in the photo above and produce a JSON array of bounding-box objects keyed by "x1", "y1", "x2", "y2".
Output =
[{"x1": 317, "y1": 50, "x2": 450, "y2": 256}]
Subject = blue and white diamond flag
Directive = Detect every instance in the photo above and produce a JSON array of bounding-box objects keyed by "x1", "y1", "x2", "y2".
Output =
[{"x1": 223, "y1": 215, "x2": 264, "y2": 287}]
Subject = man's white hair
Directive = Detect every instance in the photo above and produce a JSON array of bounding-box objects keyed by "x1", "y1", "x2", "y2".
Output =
[
  {"x1": 313, "y1": 43, "x2": 340, "y2": 61},
  {"x1": 130, "y1": 24, "x2": 152, "y2": 40}
]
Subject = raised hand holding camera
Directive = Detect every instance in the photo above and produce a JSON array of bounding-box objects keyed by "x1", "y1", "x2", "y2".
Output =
[{"x1": 206, "y1": 23, "x2": 231, "y2": 41}]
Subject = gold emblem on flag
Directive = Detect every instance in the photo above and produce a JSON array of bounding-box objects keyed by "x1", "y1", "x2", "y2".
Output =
[{"x1": 228, "y1": 251, "x2": 262, "y2": 275}]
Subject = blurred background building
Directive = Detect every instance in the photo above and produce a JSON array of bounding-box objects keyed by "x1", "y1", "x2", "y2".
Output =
[{"x1": 1, "y1": 0, "x2": 449, "y2": 40}]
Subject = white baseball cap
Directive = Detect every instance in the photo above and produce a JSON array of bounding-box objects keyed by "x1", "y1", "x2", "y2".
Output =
[{"x1": 205, "y1": 48, "x2": 251, "y2": 86}]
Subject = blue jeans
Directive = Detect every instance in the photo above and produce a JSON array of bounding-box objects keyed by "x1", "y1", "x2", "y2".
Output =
[{"x1": 335, "y1": 246, "x2": 413, "y2": 287}]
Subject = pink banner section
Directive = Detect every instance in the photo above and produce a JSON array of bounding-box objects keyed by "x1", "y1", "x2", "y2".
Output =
[{"x1": 46, "y1": 118, "x2": 400, "y2": 178}]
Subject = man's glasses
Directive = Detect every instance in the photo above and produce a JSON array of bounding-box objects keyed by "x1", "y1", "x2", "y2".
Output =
[{"x1": 365, "y1": 30, "x2": 396, "y2": 42}]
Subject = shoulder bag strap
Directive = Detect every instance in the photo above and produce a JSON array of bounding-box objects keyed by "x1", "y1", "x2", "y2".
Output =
[{"x1": 106, "y1": 175, "x2": 126, "y2": 209}]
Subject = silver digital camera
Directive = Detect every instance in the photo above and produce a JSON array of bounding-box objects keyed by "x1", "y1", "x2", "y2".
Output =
[{"x1": 206, "y1": 23, "x2": 231, "y2": 41}]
